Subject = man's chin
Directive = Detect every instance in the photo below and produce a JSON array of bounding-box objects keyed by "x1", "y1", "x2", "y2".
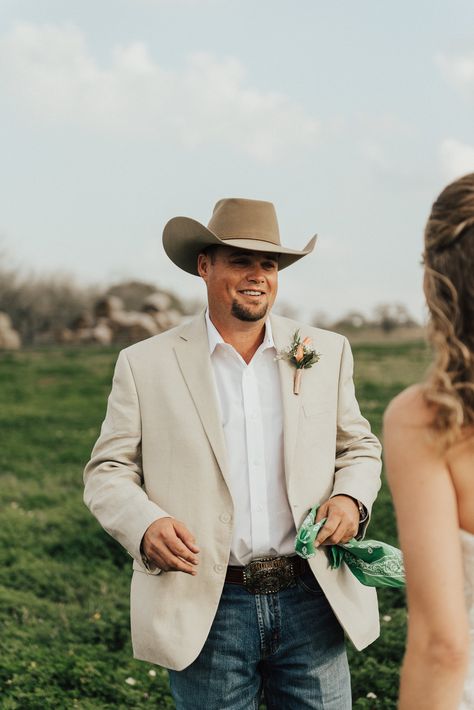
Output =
[{"x1": 231, "y1": 300, "x2": 268, "y2": 322}]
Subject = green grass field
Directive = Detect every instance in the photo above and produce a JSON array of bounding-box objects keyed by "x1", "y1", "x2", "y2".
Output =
[{"x1": 0, "y1": 341, "x2": 431, "y2": 709}]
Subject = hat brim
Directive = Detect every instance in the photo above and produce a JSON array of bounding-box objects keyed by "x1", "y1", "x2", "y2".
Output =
[{"x1": 163, "y1": 216, "x2": 317, "y2": 275}]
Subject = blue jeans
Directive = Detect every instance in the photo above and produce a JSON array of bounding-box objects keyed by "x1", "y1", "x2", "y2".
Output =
[{"x1": 168, "y1": 568, "x2": 351, "y2": 709}]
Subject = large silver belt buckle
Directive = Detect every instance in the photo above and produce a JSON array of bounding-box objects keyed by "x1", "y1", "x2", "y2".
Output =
[{"x1": 242, "y1": 556, "x2": 295, "y2": 594}]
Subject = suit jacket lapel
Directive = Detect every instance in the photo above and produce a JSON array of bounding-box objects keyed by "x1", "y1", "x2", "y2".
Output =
[
  {"x1": 270, "y1": 315, "x2": 301, "y2": 487},
  {"x1": 173, "y1": 312, "x2": 229, "y2": 485}
]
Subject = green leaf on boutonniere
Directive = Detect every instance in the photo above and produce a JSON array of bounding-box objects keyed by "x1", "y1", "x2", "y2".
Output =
[
  {"x1": 275, "y1": 329, "x2": 321, "y2": 394},
  {"x1": 275, "y1": 329, "x2": 321, "y2": 369}
]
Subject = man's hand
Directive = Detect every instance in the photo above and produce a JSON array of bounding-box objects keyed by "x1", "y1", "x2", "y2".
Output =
[
  {"x1": 142, "y1": 517, "x2": 200, "y2": 575},
  {"x1": 314, "y1": 495, "x2": 360, "y2": 547}
]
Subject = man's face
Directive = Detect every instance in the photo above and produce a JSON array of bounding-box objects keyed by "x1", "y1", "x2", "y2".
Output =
[{"x1": 197, "y1": 246, "x2": 278, "y2": 324}]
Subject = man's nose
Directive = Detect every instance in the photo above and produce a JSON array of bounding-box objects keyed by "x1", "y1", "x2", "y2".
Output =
[{"x1": 246, "y1": 265, "x2": 265, "y2": 283}]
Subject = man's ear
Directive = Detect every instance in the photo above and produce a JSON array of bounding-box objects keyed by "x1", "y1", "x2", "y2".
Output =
[{"x1": 197, "y1": 253, "x2": 209, "y2": 280}]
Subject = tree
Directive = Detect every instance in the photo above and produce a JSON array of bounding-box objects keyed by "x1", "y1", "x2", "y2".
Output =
[
  {"x1": 332, "y1": 311, "x2": 368, "y2": 330},
  {"x1": 372, "y1": 303, "x2": 418, "y2": 333}
]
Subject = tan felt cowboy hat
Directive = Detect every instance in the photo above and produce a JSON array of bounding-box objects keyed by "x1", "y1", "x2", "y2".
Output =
[{"x1": 162, "y1": 197, "x2": 317, "y2": 275}]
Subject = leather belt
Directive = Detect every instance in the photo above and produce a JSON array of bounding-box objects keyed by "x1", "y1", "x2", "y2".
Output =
[{"x1": 225, "y1": 555, "x2": 308, "y2": 594}]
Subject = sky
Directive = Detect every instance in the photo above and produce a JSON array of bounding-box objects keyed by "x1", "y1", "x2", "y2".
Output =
[{"x1": 1, "y1": 0, "x2": 473, "y2": 323}]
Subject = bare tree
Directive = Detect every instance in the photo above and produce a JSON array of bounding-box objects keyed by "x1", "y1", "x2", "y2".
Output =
[
  {"x1": 372, "y1": 303, "x2": 418, "y2": 334},
  {"x1": 332, "y1": 311, "x2": 368, "y2": 331}
]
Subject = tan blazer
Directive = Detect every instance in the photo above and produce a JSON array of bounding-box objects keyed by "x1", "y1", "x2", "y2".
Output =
[{"x1": 84, "y1": 312, "x2": 382, "y2": 670}]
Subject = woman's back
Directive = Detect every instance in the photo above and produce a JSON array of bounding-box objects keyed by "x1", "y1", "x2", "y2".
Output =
[
  {"x1": 385, "y1": 172, "x2": 474, "y2": 709},
  {"x1": 447, "y1": 435, "x2": 474, "y2": 535},
  {"x1": 384, "y1": 382, "x2": 472, "y2": 709},
  {"x1": 386, "y1": 383, "x2": 474, "y2": 533},
  {"x1": 398, "y1": 384, "x2": 474, "y2": 553}
]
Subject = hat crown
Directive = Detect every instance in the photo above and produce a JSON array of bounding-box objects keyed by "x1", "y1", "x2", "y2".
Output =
[
  {"x1": 162, "y1": 196, "x2": 316, "y2": 275},
  {"x1": 207, "y1": 198, "x2": 281, "y2": 247}
]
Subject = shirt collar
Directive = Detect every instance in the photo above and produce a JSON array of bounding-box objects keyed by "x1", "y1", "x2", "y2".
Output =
[{"x1": 205, "y1": 308, "x2": 275, "y2": 356}]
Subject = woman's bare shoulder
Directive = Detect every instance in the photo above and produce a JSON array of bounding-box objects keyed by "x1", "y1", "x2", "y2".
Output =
[{"x1": 384, "y1": 383, "x2": 434, "y2": 430}]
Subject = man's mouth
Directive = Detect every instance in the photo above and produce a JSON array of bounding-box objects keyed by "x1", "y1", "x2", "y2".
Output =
[{"x1": 239, "y1": 290, "x2": 265, "y2": 297}]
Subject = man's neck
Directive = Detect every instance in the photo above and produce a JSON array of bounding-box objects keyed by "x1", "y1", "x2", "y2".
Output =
[{"x1": 207, "y1": 310, "x2": 267, "y2": 364}]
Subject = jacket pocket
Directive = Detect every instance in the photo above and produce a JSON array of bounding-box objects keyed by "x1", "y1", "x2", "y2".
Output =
[{"x1": 132, "y1": 559, "x2": 162, "y2": 576}]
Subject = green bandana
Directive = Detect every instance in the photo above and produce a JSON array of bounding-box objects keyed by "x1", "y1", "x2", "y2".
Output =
[{"x1": 295, "y1": 506, "x2": 405, "y2": 589}]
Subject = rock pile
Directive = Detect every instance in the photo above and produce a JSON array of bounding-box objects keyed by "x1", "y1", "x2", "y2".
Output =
[
  {"x1": 0, "y1": 312, "x2": 21, "y2": 350},
  {"x1": 59, "y1": 292, "x2": 182, "y2": 346}
]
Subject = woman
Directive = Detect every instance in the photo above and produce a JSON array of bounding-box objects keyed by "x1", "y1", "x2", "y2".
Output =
[{"x1": 384, "y1": 172, "x2": 474, "y2": 710}]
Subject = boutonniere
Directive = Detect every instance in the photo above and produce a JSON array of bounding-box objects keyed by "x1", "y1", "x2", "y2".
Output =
[{"x1": 276, "y1": 329, "x2": 321, "y2": 395}]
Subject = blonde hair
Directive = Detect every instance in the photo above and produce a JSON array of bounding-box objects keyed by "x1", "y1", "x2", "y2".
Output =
[{"x1": 422, "y1": 172, "x2": 474, "y2": 449}]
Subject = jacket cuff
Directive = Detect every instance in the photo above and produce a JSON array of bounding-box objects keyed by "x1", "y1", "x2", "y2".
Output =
[{"x1": 130, "y1": 504, "x2": 171, "y2": 573}]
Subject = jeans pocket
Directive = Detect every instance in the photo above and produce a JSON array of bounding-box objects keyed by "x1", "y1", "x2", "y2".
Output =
[{"x1": 297, "y1": 570, "x2": 325, "y2": 596}]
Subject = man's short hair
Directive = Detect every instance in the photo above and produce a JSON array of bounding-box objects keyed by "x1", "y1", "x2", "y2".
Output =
[{"x1": 200, "y1": 245, "x2": 218, "y2": 263}]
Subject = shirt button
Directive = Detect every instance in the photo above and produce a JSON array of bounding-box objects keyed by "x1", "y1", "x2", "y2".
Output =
[
  {"x1": 219, "y1": 513, "x2": 231, "y2": 524},
  {"x1": 214, "y1": 564, "x2": 225, "y2": 573}
]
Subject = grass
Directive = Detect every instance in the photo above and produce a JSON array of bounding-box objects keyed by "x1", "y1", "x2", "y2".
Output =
[{"x1": 0, "y1": 341, "x2": 432, "y2": 708}]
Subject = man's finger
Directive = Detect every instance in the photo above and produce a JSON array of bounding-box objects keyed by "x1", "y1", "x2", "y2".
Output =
[
  {"x1": 174, "y1": 521, "x2": 200, "y2": 553},
  {"x1": 148, "y1": 535, "x2": 199, "y2": 566},
  {"x1": 154, "y1": 551, "x2": 198, "y2": 575},
  {"x1": 326, "y1": 522, "x2": 353, "y2": 545},
  {"x1": 315, "y1": 515, "x2": 341, "y2": 545},
  {"x1": 315, "y1": 504, "x2": 329, "y2": 523},
  {"x1": 169, "y1": 538, "x2": 199, "y2": 565},
  {"x1": 317, "y1": 519, "x2": 358, "y2": 546}
]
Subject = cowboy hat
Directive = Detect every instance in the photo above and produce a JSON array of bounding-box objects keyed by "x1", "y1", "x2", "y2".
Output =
[{"x1": 162, "y1": 197, "x2": 317, "y2": 275}]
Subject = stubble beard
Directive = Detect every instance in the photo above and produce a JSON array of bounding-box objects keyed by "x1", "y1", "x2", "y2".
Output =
[{"x1": 231, "y1": 299, "x2": 268, "y2": 322}]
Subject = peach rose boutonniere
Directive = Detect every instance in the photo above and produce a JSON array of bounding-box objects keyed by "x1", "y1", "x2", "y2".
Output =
[{"x1": 276, "y1": 329, "x2": 321, "y2": 395}]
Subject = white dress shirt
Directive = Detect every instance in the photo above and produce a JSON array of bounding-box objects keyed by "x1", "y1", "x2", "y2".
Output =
[{"x1": 205, "y1": 311, "x2": 297, "y2": 566}]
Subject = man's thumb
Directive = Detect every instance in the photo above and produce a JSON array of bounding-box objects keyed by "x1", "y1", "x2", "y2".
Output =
[{"x1": 315, "y1": 502, "x2": 329, "y2": 523}]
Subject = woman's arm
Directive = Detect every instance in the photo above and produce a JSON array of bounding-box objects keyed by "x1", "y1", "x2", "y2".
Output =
[{"x1": 384, "y1": 386, "x2": 469, "y2": 710}]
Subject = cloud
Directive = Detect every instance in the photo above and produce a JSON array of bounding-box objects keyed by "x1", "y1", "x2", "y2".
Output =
[
  {"x1": 134, "y1": 0, "x2": 214, "y2": 3},
  {"x1": 0, "y1": 23, "x2": 319, "y2": 161},
  {"x1": 440, "y1": 138, "x2": 474, "y2": 180},
  {"x1": 359, "y1": 141, "x2": 391, "y2": 172},
  {"x1": 436, "y1": 51, "x2": 474, "y2": 97}
]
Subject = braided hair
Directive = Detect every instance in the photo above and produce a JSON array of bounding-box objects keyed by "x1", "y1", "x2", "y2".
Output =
[{"x1": 422, "y1": 172, "x2": 474, "y2": 448}]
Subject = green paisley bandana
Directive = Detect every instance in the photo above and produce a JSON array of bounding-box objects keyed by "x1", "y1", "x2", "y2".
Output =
[{"x1": 295, "y1": 506, "x2": 405, "y2": 589}]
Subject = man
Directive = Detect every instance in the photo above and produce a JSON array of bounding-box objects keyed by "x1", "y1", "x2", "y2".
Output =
[{"x1": 84, "y1": 198, "x2": 382, "y2": 709}]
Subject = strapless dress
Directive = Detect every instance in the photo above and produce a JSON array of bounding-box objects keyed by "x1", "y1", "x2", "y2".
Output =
[{"x1": 460, "y1": 529, "x2": 474, "y2": 710}]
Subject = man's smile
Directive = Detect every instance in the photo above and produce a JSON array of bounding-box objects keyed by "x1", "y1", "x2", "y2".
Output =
[{"x1": 238, "y1": 290, "x2": 265, "y2": 297}]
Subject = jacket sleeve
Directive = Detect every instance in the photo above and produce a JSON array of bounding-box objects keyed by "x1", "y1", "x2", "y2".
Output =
[
  {"x1": 330, "y1": 337, "x2": 382, "y2": 537},
  {"x1": 83, "y1": 350, "x2": 170, "y2": 571}
]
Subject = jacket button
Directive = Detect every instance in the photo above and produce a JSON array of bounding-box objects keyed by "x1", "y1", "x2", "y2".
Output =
[
  {"x1": 214, "y1": 564, "x2": 225, "y2": 573},
  {"x1": 219, "y1": 513, "x2": 231, "y2": 524}
]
